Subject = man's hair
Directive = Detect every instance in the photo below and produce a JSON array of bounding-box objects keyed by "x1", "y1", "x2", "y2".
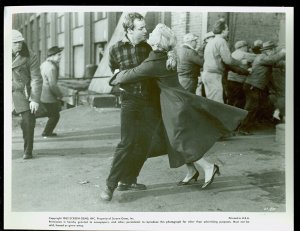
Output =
[
  {"x1": 212, "y1": 18, "x2": 227, "y2": 35},
  {"x1": 122, "y1": 12, "x2": 144, "y2": 32},
  {"x1": 19, "y1": 42, "x2": 30, "y2": 57}
]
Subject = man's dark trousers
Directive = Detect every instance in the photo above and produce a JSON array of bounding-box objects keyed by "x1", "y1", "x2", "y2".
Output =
[
  {"x1": 106, "y1": 94, "x2": 155, "y2": 189},
  {"x1": 20, "y1": 110, "x2": 36, "y2": 155},
  {"x1": 42, "y1": 102, "x2": 61, "y2": 135}
]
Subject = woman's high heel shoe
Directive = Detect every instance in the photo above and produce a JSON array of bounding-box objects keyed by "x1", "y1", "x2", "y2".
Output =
[
  {"x1": 177, "y1": 171, "x2": 199, "y2": 186},
  {"x1": 201, "y1": 164, "x2": 220, "y2": 189}
]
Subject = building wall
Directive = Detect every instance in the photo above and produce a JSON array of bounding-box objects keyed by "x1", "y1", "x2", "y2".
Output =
[
  {"x1": 12, "y1": 12, "x2": 118, "y2": 79},
  {"x1": 171, "y1": 12, "x2": 207, "y2": 50},
  {"x1": 12, "y1": 12, "x2": 284, "y2": 79},
  {"x1": 207, "y1": 12, "x2": 285, "y2": 50}
]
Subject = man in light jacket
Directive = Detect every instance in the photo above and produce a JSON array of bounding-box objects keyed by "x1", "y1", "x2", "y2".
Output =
[
  {"x1": 12, "y1": 30, "x2": 42, "y2": 159},
  {"x1": 202, "y1": 18, "x2": 242, "y2": 103},
  {"x1": 40, "y1": 46, "x2": 63, "y2": 138}
]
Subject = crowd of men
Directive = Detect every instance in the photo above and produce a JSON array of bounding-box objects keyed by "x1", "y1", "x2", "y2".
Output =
[{"x1": 176, "y1": 22, "x2": 285, "y2": 135}]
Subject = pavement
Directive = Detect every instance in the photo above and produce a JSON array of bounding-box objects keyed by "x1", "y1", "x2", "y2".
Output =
[{"x1": 10, "y1": 105, "x2": 286, "y2": 212}]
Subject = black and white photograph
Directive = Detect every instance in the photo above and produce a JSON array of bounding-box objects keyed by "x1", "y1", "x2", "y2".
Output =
[{"x1": 4, "y1": 6, "x2": 293, "y2": 231}]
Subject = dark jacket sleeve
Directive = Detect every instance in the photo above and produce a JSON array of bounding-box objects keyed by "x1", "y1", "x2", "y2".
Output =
[
  {"x1": 28, "y1": 52, "x2": 42, "y2": 103},
  {"x1": 260, "y1": 51, "x2": 285, "y2": 66},
  {"x1": 110, "y1": 61, "x2": 155, "y2": 85},
  {"x1": 224, "y1": 63, "x2": 250, "y2": 76},
  {"x1": 187, "y1": 49, "x2": 204, "y2": 66}
]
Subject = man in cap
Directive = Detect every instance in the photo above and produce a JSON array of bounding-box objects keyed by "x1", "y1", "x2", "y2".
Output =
[
  {"x1": 40, "y1": 46, "x2": 64, "y2": 138},
  {"x1": 177, "y1": 33, "x2": 204, "y2": 93},
  {"x1": 227, "y1": 40, "x2": 257, "y2": 108},
  {"x1": 251, "y1": 40, "x2": 263, "y2": 54},
  {"x1": 12, "y1": 29, "x2": 42, "y2": 159},
  {"x1": 238, "y1": 41, "x2": 285, "y2": 134}
]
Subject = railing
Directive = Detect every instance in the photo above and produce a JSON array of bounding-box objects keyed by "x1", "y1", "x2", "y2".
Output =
[{"x1": 57, "y1": 76, "x2": 120, "y2": 107}]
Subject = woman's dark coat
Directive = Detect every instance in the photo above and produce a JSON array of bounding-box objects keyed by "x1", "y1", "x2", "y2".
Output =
[{"x1": 112, "y1": 51, "x2": 247, "y2": 168}]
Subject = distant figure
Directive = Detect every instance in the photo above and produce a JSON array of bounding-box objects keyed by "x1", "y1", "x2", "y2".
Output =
[
  {"x1": 98, "y1": 45, "x2": 104, "y2": 63},
  {"x1": 238, "y1": 41, "x2": 285, "y2": 135},
  {"x1": 251, "y1": 40, "x2": 263, "y2": 54},
  {"x1": 202, "y1": 18, "x2": 242, "y2": 103},
  {"x1": 227, "y1": 40, "x2": 257, "y2": 108},
  {"x1": 40, "y1": 46, "x2": 64, "y2": 138},
  {"x1": 12, "y1": 30, "x2": 42, "y2": 159},
  {"x1": 177, "y1": 33, "x2": 204, "y2": 94}
]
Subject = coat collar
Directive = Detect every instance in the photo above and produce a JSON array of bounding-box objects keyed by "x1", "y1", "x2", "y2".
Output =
[
  {"x1": 120, "y1": 35, "x2": 148, "y2": 47},
  {"x1": 12, "y1": 54, "x2": 27, "y2": 69},
  {"x1": 182, "y1": 44, "x2": 197, "y2": 51}
]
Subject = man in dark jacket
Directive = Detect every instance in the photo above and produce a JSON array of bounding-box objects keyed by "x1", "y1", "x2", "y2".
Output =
[
  {"x1": 177, "y1": 33, "x2": 204, "y2": 94},
  {"x1": 238, "y1": 41, "x2": 285, "y2": 134},
  {"x1": 12, "y1": 30, "x2": 42, "y2": 159}
]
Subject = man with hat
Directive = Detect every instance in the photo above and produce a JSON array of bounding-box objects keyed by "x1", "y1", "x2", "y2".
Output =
[
  {"x1": 251, "y1": 39, "x2": 263, "y2": 54},
  {"x1": 12, "y1": 29, "x2": 42, "y2": 159},
  {"x1": 238, "y1": 41, "x2": 285, "y2": 134},
  {"x1": 40, "y1": 46, "x2": 64, "y2": 138},
  {"x1": 227, "y1": 40, "x2": 257, "y2": 109},
  {"x1": 177, "y1": 33, "x2": 204, "y2": 93}
]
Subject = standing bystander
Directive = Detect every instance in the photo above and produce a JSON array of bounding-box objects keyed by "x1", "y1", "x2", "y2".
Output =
[
  {"x1": 12, "y1": 30, "x2": 42, "y2": 159},
  {"x1": 177, "y1": 33, "x2": 204, "y2": 94}
]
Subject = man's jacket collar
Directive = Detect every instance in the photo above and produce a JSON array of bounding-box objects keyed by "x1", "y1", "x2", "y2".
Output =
[
  {"x1": 120, "y1": 35, "x2": 148, "y2": 47},
  {"x1": 182, "y1": 43, "x2": 197, "y2": 51},
  {"x1": 12, "y1": 54, "x2": 27, "y2": 69}
]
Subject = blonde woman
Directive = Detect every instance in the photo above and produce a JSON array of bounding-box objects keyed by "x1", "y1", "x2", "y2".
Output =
[{"x1": 109, "y1": 24, "x2": 247, "y2": 193}]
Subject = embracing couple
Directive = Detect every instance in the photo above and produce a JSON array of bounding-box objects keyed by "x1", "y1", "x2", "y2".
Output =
[{"x1": 100, "y1": 12, "x2": 247, "y2": 201}]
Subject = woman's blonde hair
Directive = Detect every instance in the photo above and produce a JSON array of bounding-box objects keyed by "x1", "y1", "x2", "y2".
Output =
[{"x1": 152, "y1": 23, "x2": 177, "y2": 70}]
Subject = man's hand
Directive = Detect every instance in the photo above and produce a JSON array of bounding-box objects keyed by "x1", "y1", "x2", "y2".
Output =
[
  {"x1": 29, "y1": 101, "x2": 39, "y2": 114},
  {"x1": 241, "y1": 59, "x2": 248, "y2": 65}
]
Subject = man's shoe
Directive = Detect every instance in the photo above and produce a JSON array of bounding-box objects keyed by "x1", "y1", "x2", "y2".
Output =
[
  {"x1": 117, "y1": 183, "x2": 147, "y2": 191},
  {"x1": 23, "y1": 154, "x2": 33, "y2": 159},
  {"x1": 100, "y1": 186, "x2": 115, "y2": 201},
  {"x1": 42, "y1": 133, "x2": 57, "y2": 138}
]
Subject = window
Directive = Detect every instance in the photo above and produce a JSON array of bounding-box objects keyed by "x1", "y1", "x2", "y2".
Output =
[
  {"x1": 46, "y1": 13, "x2": 51, "y2": 38},
  {"x1": 30, "y1": 21, "x2": 35, "y2": 49},
  {"x1": 93, "y1": 12, "x2": 107, "y2": 22},
  {"x1": 57, "y1": 14, "x2": 65, "y2": 33},
  {"x1": 37, "y1": 16, "x2": 41, "y2": 62},
  {"x1": 73, "y1": 45, "x2": 84, "y2": 78},
  {"x1": 72, "y1": 12, "x2": 84, "y2": 28}
]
